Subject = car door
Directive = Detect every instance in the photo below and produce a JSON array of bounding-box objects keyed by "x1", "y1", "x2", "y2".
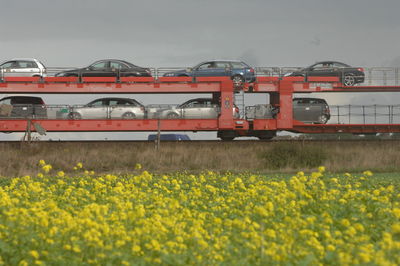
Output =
[
  {"x1": 0, "y1": 61, "x2": 18, "y2": 77},
  {"x1": 110, "y1": 61, "x2": 127, "y2": 77},
  {"x1": 293, "y1": 98, "x2": 312, "y2": 122},
  {"x1": 181, "y1": 100, "x2": 203, "y2": 118},
  {"x1": 308, "y1": 99, "x2": 325, "y2": 122},
  {"x1": 85, "y1": 61, "x2": 111, "y2": 77},
  {"x1": 193, "y1": 62, "x2": 227, "y2": 77},
  {"x1": 307, "y1": 63, "x2": 335, "y2": 77},
  {"x1": 109, "y1": 99, "x2": 142, "y2": 118},
  {"x1": 13, "y1": 60, "x2": 40, "y2": 77},
  {"x1": 80, "y1": 99, "x2": 109, "y2": 119}
]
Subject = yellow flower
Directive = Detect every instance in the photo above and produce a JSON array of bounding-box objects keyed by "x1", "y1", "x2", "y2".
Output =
[
  {"x1": 362, "y1": 170, "x2": 373, "y2": 176},
  {"x1": 135, "y1": 163, "x2": 142, "y2": 170},
  {"x1": 18, "y1": 260, "x2": 28, "y2": 266},
  {"x1": 38, "y1": 160, "x2": 46, "y2": 166},
  {"x1": 29, "y1": 250, "x2": 39, "y2": 259},
  {"x1": 318, "y1": 166, "x2": 326, "y2": 173},
  {"x1": 57, "y1": 171, "x2": 65, "y2": 178},
  {"x1": 76, "y1": 162, "x2": 83, "y2": 169},
  {"x1": 37, "y1": 173, "x2": 44, "y2": 178},
  {"x1": 132, "y1": 245, "x2": 141, "y2": 252},
  {"x1": 42, "y1": 164, "x2": 52, "y2": 173}
]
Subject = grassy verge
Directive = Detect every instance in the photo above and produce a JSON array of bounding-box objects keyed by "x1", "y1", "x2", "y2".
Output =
[{"x1": 0, "y1": 140, "x2": 400, "y2": 177}]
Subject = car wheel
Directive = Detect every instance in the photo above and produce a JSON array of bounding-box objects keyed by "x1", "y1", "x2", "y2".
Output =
[
  {"x1": 166, "y1": 113, "x2": 179, "y2": 119},
  {"x1": 122, "y1": 112, "x2": 136, "y2": 119},
  {"x1": 232, "y1": 75, "x2": 244, "y2": 88},
  {"x1": 343, "y1": 74, "x2": 356, "y2": 86},
  {"x1": 257, "y1": 131, "x2": 276, "y2": 140},
  {"x1": 316, "y1": 115, "x2": 329, "y2": 124},
  {"x1": 68, "y1": 112, "x2": 81, "y2": 120}
]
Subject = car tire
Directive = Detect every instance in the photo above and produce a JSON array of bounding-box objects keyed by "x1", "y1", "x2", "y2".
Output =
[
  {"x1": 316, "y1": 114, "x2": 329, "y2": 124},
  {"x1": 68, "y1": 112, "x2": 82, "y2": 120},
  {"x1": 122, "y1": 112, "x2": 136, "y2": 119},
  {"x1": 257, "y1": 131, "x2": 276, "y2": 140},
  {"x1": 232, "y1": 75, "x2": 244, "y2": 88},
  {"x1": 218, "y1": 130, "x2": 236, "y2": 141},
  {"x1": 343, "y1": 74, "x2": 356, "y2": 86},
  {"x1": 166, "y1": 113, "x2": 179, "y2": 119}
]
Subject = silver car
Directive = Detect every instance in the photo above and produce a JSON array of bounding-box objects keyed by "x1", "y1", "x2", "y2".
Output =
[
  {"x1": 158, "y1": 98, "x2": 240, "y2": 119},
  {"x1": 68, "y1": 97, "x2": 146, "y2": 119},
  {"x1": 0, "y1": 58, "x2": 47, "y2": 78}
]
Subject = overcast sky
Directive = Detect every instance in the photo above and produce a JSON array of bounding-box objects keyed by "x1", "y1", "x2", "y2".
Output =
[{"x1": 0, "y1": 0, "x2": 399, "y2": 140}]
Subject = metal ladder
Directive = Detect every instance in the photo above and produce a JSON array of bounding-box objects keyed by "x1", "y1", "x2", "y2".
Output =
[{"x1": 234, "y1": 90, "x2": 245, "y2": 118}]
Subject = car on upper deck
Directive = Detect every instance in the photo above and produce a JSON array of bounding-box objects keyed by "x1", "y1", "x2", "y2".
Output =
[
  {"x1": 285, "y1": 61, "x2": 365, "y2": 86},
  {"x1": 163, "y1": 60, "x2": 255, "y2": 87},
  {"x1": 0, "y1": 58, "x2": 47, "y2": 79},
  {"x1": 55, "y1": 59, "x2": 152, "y2": 78}
]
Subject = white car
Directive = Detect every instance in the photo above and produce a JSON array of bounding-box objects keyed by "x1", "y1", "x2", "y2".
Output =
[
  {"x1": 68, "y1": 97, "x2": 146, "y2": 119},
  {"x1": 0, "y1": 58, "x2": 47, "y2": 78}
]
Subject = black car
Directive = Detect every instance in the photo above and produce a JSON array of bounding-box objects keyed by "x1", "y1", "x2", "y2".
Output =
[
  {"x1": 55, "y1": 59, "x2": 152, "y2": 78},
  {"x1": 0, "y1": 96, "x2": 47, "y2": 118},
  {"x1": 286, "y1": 61, "x2": 365, "y2": 86},
  {"x1": 293, "y1": 98, "x2": 330, "y2": 124},
  {"x1": 163, "y1": 60, "x2": 256, "y2": 87}
]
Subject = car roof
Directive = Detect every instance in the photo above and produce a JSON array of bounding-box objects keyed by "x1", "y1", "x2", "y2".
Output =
[
  {"x1": 89, "y1": 97, "x2": 138, "y2": 101},
  {"x1": 313, "y1": 61, "x2": 351, "y2": 66},
  {"x1": 90, "y1": 59, "x2": 137, "y2": 67},
  {"x1": 1, "y1": 95, "x2": 43, "y2": 100},
  {"x1": 293, "y1": 97, "x2": 327, "y2": 102},
  {"x1": 198, "y1": 60, "x2": 246, "y2": 64}
]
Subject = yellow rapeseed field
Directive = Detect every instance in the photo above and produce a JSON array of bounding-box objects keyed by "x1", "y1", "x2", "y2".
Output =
[{"x1": 0, "y1": 163, "x2": 399, "y2": 265}]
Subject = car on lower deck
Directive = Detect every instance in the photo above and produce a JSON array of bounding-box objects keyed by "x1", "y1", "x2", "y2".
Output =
[
  {"x1": 68, "y1": 97, "x2": 146, "y2": 119},
  {"x1": 293, "y1": 98, "x2": 330, "y2": 124},
  {"x1": 285, "y1": 61, "x2": 364, "y2": 86},
  {"x1": 163, "y1": 60, "x2": 256, "y2": 87},
  {"x1": 158, "y1": 98, "x2": 240, "y2": 119},
  {"x1": 0, "y1": 96, "x2": 47, "y2": 118},
  {"x1": 246, "y1": 97, "x2": 330, "y2": 124}
]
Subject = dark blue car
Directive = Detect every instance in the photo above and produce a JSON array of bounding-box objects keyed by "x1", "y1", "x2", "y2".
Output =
[{"x1": 163, "y1": 60, "x2": 256, "y2": 87}]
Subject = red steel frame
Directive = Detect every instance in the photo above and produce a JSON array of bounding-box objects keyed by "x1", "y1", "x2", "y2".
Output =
[{"x1": 1, "y1": 76, "x2": 400, "y2": 135}]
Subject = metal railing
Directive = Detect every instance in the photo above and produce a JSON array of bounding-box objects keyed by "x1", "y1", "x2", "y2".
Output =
[
  {"x1": 1, "y1": 66, "x2": 400, "y2": 86},
  {"x1": 2, "y1": 103, "x2": 400, "y2": 125}
]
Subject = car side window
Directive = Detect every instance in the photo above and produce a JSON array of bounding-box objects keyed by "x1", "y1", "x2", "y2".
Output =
[
  {"x1": 332, "y1": 63, "x2": 346, "y2": 68},
  {"x1": 0, "y1": 61, "x2": 16, "y2": 68},
  {"x1": 90, "y1": 62, "x2": 108, "y2": 70},
  {"x1": 183, "y1": 101, "x2": 197, "y2": 108},
  {"x1": 215, "y1": 62, "x2": 230, "y2": 68},
  {"x1": 18, "y1": 61, "x2": 38, "y2": 68},
  {"x1": 0, "y1": 98, "x2": 11, "y2": 105},
  {"x1": 197, "y1": 62, "x2": 216, "y2": 70},
  {"x1": 90, "y1": 100, "x2": 105, "y2": 106},
  {"x1": 110, "y1": 62, "x2": 128, "y2": 70},
  {"x1": 231, "y1": 62, "x2": 245, "y2": 68}
]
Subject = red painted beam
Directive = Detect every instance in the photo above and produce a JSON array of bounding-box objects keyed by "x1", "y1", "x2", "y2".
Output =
[{"x1": 0, "y1": 119, "x2": 220, "y2": 132}]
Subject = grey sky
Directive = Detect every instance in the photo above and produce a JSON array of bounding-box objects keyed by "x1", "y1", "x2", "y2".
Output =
[{"x1": 0, "y1": 0, "x2": 399, "y2": 140}]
